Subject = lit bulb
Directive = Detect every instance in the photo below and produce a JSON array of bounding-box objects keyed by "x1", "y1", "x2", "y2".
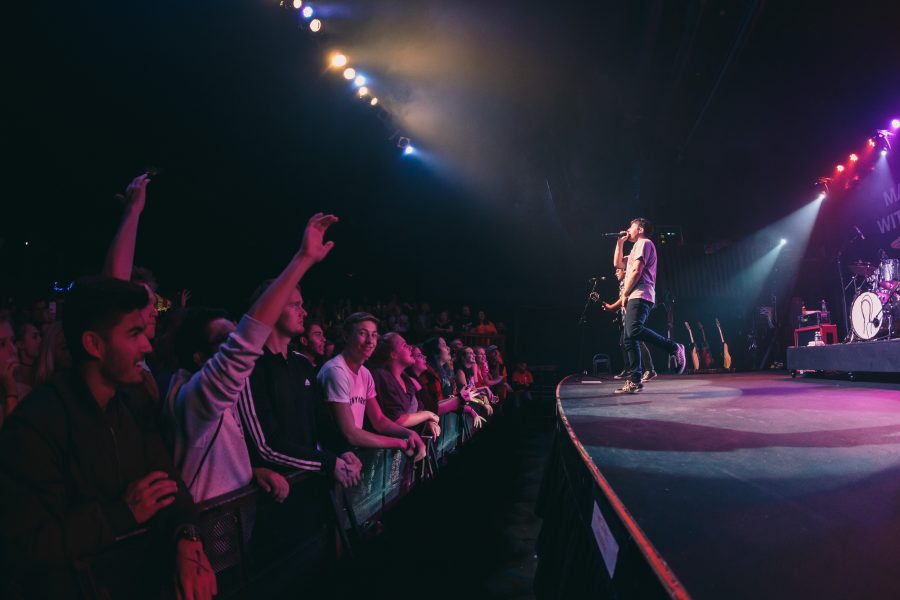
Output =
[
  {"x1": 330, "y1": 53, "x2": 347, "y2": 68},
  {"x1": 353, "y1": 75, "x2": 366, "y2": 87},
  {"x1": 343, "y1": 68, "x2": 356, "y2": 80},
  {"x1": 301, "y1": 6, "x2": 313, "y2": 18},
  {"x1": 309, "y1": 19, "x2": 321, "y2": 32},
  {"x1": 358, "y1": 86, "x2": 369, "y2": 97},
  {"x1": 292, "y1": 0, "x2": 302, "y2": 8},
  {"x1": 370, "y1": 97, "x2": 379, "y2": 106}
]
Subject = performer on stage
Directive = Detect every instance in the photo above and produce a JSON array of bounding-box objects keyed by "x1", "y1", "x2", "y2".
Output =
[
  {"x1": 604, "y1": 218, "x2": 685, "y2": 393},
  {"x1": 605, "y1": 265, "x2": 656, "y2": 382}
]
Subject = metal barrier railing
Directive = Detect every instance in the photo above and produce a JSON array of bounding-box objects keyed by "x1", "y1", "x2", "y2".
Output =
[{"x1": 74, "y1": 409, "x2": 480, "y2": 598}]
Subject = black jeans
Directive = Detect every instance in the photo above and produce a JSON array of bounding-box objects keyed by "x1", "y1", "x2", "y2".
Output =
[
  {"x1": 623, "y1": 298, "x2": 677, "y2": 383},
  {"x1": 619, "y1": 328, "x2": 654, "y2": 373}
]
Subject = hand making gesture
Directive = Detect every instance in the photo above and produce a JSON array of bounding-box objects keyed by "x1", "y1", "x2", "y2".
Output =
[{"x1": 298, "y1": 212, "x2": 339, "y2": 264}]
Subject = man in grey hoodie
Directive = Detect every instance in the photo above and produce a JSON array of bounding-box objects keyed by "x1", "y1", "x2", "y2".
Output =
[{"x1": 166, "y1": 213, "x2": 338, "y2": 502}]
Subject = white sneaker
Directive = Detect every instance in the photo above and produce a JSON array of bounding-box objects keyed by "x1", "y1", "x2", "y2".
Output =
[
  {"x1": 672, "y1": 344, "x2": 686, "y2": 374},
  {"x1": 614, "y1": 381, "x2": 643, "y2": 394}
]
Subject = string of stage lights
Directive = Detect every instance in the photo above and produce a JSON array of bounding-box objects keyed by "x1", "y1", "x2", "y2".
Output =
[
  {"x1": 278, "y1": 0, "x2": 416, "y2": 156},
  {"x1": 814, "y1": 118, "x2": 897, "y2": 199}
]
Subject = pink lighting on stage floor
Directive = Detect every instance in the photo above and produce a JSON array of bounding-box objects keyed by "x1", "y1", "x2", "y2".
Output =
[{"x1": 836, "y1": 164, "x2": 845, "y2": 172}]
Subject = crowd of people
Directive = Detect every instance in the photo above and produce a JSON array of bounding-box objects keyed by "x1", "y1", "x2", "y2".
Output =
[{"x1": 0, "y1": 174, "x2": 535, "y2": 599}]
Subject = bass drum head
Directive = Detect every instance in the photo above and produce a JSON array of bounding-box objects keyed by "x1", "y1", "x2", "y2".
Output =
[{"x1": 851, "y1": 291, "x2": 885, "y2": 340}]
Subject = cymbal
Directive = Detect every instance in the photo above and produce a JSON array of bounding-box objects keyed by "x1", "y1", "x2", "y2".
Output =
[{"x1": 848, "y1": 260, "x2": 877, "y2": 276}]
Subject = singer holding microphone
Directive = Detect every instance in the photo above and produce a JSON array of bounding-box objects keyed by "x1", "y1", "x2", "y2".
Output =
[{"x1": 602, "y1": 218, "x2": 686, "y2": 393}]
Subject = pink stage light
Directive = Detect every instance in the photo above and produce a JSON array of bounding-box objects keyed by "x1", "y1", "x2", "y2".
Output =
[
  {"x1": 836, "y1": 164, "x2": 845, "y2": 172},
  {"x1": 892, "y1": 119, "x2": 900, "y2": 129},
  {"x1": 849, "y1": 153, "x2": 858, "y2": 162}
]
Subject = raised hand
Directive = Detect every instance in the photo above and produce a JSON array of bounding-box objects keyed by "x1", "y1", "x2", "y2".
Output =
[
  {"x1": 117, "y1": 173, "x2": 151, "y2": 215},
  {"x1": 299, "y1": 212, "x2": 339, "y2": 264},
  {"x1": 123, "y1": 471, "x2": 178, "y2": 524},
  {"x1": 179, "y1": 289, "x2": 192, "y2": 308}
]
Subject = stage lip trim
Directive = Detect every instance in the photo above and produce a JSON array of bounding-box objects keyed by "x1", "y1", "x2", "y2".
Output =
[{"x1": 555, "y1": 374, "x2": 692, "y2": 600}]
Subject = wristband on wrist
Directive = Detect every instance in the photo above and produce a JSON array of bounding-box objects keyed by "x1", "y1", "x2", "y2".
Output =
[{"x1": 175, "y1": 525, "x2": 201, "y2": 544}]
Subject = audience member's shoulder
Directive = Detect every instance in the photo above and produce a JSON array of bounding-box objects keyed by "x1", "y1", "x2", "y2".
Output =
[
  {"x1": 370, "y1": 366, "x2": 390, "y2": 384},
  {"x1": 318, "y1": 354, "x2": 344, "y2": 377},
  {"x1": 3, "y1": 373, "x2": 72, "y2": 436}
]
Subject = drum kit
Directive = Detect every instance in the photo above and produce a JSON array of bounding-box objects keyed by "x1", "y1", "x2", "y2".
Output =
[{"x1": 846, "y1": 257, "x2": 900, "y2": 341}]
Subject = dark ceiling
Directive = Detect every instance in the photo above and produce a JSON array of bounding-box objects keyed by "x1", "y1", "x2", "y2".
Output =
[{"x1": 3, "y1": 0, "x2": 899, "y2": 309}]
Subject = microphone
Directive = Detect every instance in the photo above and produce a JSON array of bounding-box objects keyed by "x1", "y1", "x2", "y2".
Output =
[
  {"x1": 602, "y1": 231, "x2": 628, "y2": 238},
  {"x1": 854, "y1": 225, "x2": 865, "y2": 240}
]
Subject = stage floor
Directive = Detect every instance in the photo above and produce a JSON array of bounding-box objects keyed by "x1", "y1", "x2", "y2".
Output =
[{"x1": 558, "y1": 372, "x2": 900, "y2": 600}]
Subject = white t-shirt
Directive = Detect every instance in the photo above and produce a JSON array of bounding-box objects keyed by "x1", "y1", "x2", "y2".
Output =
[
  {"x1": 318, "y1": 353, "x2": 375, "y2": 430},
  {"x1": 626, "y1": 237, "x2": 657, "y2": 304}
]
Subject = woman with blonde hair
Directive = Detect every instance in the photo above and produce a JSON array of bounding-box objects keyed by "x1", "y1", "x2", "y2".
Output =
[{"x1": 34, "y1": 321, "x2": 72, "y2": 387}]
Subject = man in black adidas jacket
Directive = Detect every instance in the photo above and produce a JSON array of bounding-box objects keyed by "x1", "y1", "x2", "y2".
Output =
[{"x1": 0, "y1": 277, "x2": 216, "y2": 599}]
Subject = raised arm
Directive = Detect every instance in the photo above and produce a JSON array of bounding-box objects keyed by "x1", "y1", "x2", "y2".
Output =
[
  {"x1": 103, "y1": 174, "x2": 150, "y2": 280},
  {"x1": 176, "y1": 213, "x2": 338, "y2": 432},
  {"x1": 249, "y1": 213, "x2": 337, "y2": 326}
]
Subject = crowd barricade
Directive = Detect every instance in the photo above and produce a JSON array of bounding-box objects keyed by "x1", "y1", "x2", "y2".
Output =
[{"x1": 73, "y1": 409, "x2": 481, "y2": 598}]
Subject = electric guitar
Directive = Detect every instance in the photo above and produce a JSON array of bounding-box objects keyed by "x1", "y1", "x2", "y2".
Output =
[
  {"x1": 715, "y1": 317, "x2": 732, "y2": 370},
  {"x1": 697, "y1": 322, "x2": 713, "y2": 369},
  {"x1": 683, "y1": 322, "x2": 701, "y2": 371}
]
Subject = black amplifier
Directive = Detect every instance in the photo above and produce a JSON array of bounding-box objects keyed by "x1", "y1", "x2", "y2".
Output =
[{"x1": 799, "y1": 311, "x2": 830, "y2": 328}]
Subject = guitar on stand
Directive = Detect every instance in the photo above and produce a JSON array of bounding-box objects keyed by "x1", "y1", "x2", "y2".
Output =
[
  {"x1": 714, "y1": 317, "x2": 733, "y2": 370},
  {"x1": 663, "y1": 291, "x2": 676, "y2": 371},
  {"x1": 683, "y1": 322, "x2": 701, "y2": 372},
  {"x1": 697, "y1": 322, "x2": 714, "y2": 369}
]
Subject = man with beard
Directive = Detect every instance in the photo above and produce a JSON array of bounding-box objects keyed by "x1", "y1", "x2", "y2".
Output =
[
  {"x1": 0, "y1": 277, "x2": 216, "y2": 599},
  {"x1": 296, "y1": 318, "x2": 327, "y2": 369}
]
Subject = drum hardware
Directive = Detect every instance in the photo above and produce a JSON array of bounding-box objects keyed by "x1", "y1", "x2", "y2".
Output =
[
  {"x1": 849, "y1": 291, "x2": 895, "y2": 341},
  {"x1": 844, "y1": 255, "x2": 900, "y2": 342},
  {"x1": 848, "y1": 260, "x2": 878, "y2": 277}
]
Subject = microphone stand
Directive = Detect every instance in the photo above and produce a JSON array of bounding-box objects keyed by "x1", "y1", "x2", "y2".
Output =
[
  {"x1": 576, "y1": 279, "x2": 602, "y2": 376},
  {"x1": 836, "y1": 231, "x2": 862, "y2": 342}
]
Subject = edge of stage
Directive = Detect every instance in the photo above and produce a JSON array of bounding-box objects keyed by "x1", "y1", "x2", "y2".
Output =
[
  {"x1": 787, "y1": 337, "x2": 900, "y2": 373},
  {"x1": 535, "y1": 371, "x2": 900, "y2": 600}
]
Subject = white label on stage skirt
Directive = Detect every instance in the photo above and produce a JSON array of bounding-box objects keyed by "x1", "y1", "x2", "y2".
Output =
[{"x1": 591, "y1": 501, "x2": 619, "y2": 578}]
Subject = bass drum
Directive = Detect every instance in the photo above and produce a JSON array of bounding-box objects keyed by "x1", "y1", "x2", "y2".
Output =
[{"x1": 850, "y1": 291, "x2": 890, "y2": 340}]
